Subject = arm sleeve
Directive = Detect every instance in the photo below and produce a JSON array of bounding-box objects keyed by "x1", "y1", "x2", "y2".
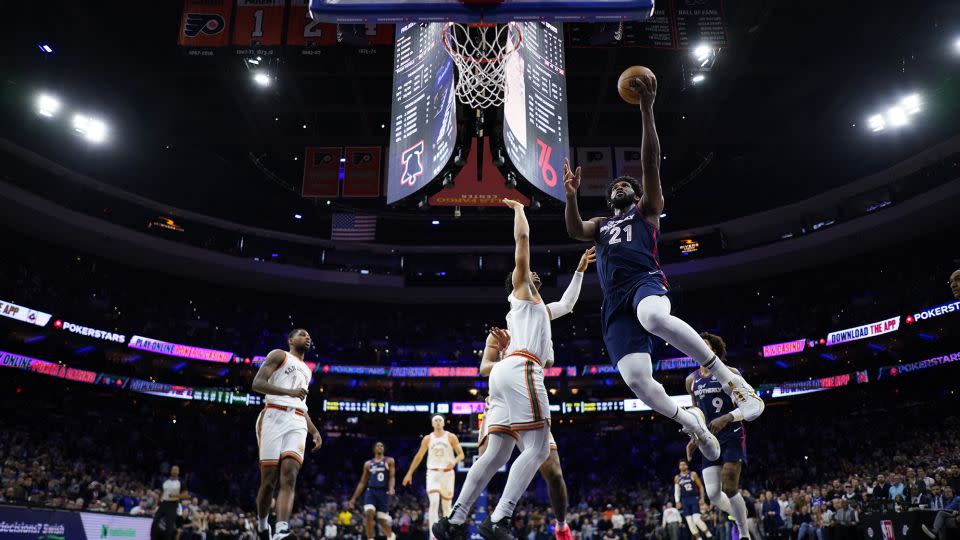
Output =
[
  {"x1": 675, "y1": 484, "x2": 681, "y2": 503},
  {"x1": 546, "y1": 272, "x2": 584, "y2": 320}
]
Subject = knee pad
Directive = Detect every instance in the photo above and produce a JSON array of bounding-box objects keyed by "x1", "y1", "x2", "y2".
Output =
[{"x1": 377, "y1": 512, "x2": 392, "y2": 523}]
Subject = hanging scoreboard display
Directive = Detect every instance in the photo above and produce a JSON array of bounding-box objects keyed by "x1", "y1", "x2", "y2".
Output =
[
  {"x1": 232, "y1": 0, "x2": 286, "y2": 52},
  {"x1": 385, "y1": 22, "x2": 458, "y2": 204},
  {"x1": 502, "y1": 22, "x2": 570, "y2": 202}
]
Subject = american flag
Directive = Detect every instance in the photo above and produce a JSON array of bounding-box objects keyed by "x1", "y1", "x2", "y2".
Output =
[{"x1": 331, "y1": 213, "x2": 377, "y2": 242}]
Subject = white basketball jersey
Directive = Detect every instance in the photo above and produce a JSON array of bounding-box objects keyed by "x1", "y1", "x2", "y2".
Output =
[
  {"x1": 426, "y1": 432, "x2": 454, "y2": 469},
  {"x1": 264, "y1": 351, "x2": 311, "y2": 411},
  {"x1": 503, "y1": 293, "x2": 552, "y2": 364}
]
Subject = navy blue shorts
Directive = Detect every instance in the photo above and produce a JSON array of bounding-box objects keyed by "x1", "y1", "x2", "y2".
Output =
[
  {"x1": 702, "y1": 434, "x2": 748, "y2": 470},
  {"x1": 363, "y1": 489, "x2": 389, "y2": 512},
  {"x1": 602, "y1": 277, "x2": 669, "y2": 367},
  {"x1": 681, "y1": 497, "x2": 701, "y2": 516}
]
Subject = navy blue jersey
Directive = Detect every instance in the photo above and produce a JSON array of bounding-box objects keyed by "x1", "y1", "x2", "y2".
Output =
[
  {"x1": 677, "y1": 473, "x2": 698, "y2": 499},
  {"x1": 692, "y1": 370, "x2": 742, "y2": 443},
  {"x1": 594, "y1": 205, "x2": 667, "y2": 297},
  {"x1": 367, "y1": 458, "x2": 389, "y2": 490}
]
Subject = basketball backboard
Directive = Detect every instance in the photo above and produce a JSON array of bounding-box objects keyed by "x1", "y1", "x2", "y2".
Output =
[{"x1": 309, "y1": 0, "x2": 655, "y2": 23}]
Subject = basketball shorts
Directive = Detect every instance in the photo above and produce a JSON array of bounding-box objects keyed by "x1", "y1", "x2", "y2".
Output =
[
  {"x1": 486, "y1": 351, "x2": 551, "y2": 435},
  {"x1": 363, "y1": 488, "x2": 389, "y2": 513},
  {"x1": 602, "y1": 277, "x2": 669, "y2": 366},
  {"x1": 681, "y1": 497, "x2": 702, "y2": 516},
  {"x1": 480, "y1": 400, "x2": 557, "y2": 451},
  {"x1": 702, "y1": 433, "x2": 748, "y2": 469},
  {"x1": 426, "y1": 469, "x2": 456, "y2": 499},
  {"x1": 255, "y1": 405, "x2": 308, "y2": 467}
]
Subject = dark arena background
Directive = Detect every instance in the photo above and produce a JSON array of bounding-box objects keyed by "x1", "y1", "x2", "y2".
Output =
[{"x1": 2, "y1": 1, "x2": 960, "y2": 540}]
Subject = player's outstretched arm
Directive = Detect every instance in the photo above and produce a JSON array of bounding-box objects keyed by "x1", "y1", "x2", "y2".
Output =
[
  {"x1": 562, "y1": 159, "x2": 602, "y2": 241},
  {"x1": 503, "y1": 198, "x2": 534, "y2": 300},
  {"x1": 402, "y1": 436, "x2": 430, "y2": 486},
  {"x1": 633, "y1": 73, "x2": 664, "y2": 220},
  {"x1": 252, "y1": 350, "x2": 306, "y2": 399},
  {"x1": 546, "y1": 247, "x2": 595, "y2": 320},
  {"x1": 348, "y1": 462, "x2": 369, "y2": 509},
  {"x1": 480, "y1": 327, "x2": 510, "y2": 376}
]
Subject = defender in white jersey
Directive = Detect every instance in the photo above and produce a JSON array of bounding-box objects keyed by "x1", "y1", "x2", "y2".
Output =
[
  {"x1": 252, "y1": 329, "x2": 323, "y2": 540},
  {"x1": 436, "y1": 200, "x2": 580, "y2": 540},
  {"x1": 402, "y1": 416, "x2": 465, "y2": 539}
]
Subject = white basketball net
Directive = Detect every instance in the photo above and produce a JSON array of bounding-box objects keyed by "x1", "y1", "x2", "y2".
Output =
[{"x1": 441, "y1": 22, "x2": 522, "y2": 109}]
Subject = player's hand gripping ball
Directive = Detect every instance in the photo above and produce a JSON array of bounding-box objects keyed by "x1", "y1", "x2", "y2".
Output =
[{"x1": 617, "y1": 65, "x2": 657, "y2": 107}]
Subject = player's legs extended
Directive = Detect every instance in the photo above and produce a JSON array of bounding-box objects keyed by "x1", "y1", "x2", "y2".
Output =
[
  {"x1": 275, "y1": 458, "x2": 300, "y2": 528},
  {"x1": 702, "y1": 466, "x2": 732, "y2": 514},
  {"x1": 256, "y1": 464, "x2": 278, "y2": 532},
  {"x1": 617, "y1": 352, "x2": 699, "y2": 430},
  {"x1": 538, "y1": 449, "x2": 568, "y2": 525},
  {"x1": 491, "y1": 425, "x2": 551, "y2": 523},
  {"x1": 692, "y1": 514, "x2": 712, "y2": 537},
  {"x1": 685, "y1": 515, "x2": 703, "y2": 540},
  {"x1": 428, "y1": 491, "x2": 442, "y2": 538},
  {"x1": 721, "y1": 463, "x2": 749, "y2": 539},
  {"x1": 440, "y1": 494, "x2": 452, "y2": 518},
  {"x1": 363, "y1": 508, "x2": 377, "y2": 540},
  {"x1": 449, "y1": 432, "x2": 516, "y2": 525}
]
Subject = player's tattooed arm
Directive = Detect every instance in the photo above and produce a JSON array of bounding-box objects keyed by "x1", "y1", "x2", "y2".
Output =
[
  {"x1": 251, "y1": 349, "x2": 307, "y2": 399},
  {"x1": 635, "y1": 72, "x2": 664, "y2": 221},
  {"x1": 562, "y1": 159, "x2": 603, "y2": 241},
  {"x1": 402, "y1": 436, "x2": 430, "y2": 486},
  {"x1": 348, "y1": 461, "x2": 369, "y2": 509}
]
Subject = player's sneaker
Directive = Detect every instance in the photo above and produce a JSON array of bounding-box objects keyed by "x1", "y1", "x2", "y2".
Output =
[
  {"x1": 723, "y1": 377, "x2": 764, "y2": 421},
  {"x1": 270, "y1": 522, "x2": 292, "y2": 540},
  {"x1": 257, "y1": 524, "x2": 272, "y2": 540},
  {"x1": 432, "y1": 517, "x2": 468, "y2": 540},
  {"x1": 554, "y1": 522, "x2": 573, "y2": 540},
  {"x1": 683, "y1": 407, "x2": 720, "y2": 462},
  {"x1": 478, "y1": 517, "x2": 517, "y2": 540},
  {"x1": 921, "y1": 524, "x2": 936, "y2": 539}
]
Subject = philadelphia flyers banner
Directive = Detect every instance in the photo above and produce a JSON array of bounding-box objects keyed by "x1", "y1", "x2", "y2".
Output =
[
  {"x1": 342, "y1": 147, "x2": 382, "y2": 198},
  {"x1": 232, "y1": 0, "x2": 285, "y2": 50},
  {"x1": 302, "y1": 147, "x2": 341, "y2": 198},
  {"x1": 178, "y1": 0, "x2": 233, "y2": 52}
]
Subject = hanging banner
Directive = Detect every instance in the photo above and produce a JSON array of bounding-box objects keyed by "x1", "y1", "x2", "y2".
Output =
[
  {"x1": 614, "y1": 146, "x2": 644, "y2": 180},
  {"x1": 232, "y1": 0, "x2": 286, "y2": 51},
  {"x1": 576, "y1": 147, "x2": 614, "y2": 196},
  {"x1": 286, "y1": 0, "x2": 337, "y2": 51},
  {"x1": 302, "y1": 147, "x2": 342, "y2": 198},
  {"x1": 342, "y1": 147, "x2": 382, "y2": 197},
  {"x1": 178, "y1": 0, "x2": 234, "y2": 53}
]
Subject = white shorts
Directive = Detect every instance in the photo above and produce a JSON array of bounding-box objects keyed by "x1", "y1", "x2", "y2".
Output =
[
  {"x1": 426, "y1": 469, "x2": 455, "y2": 499},
  {"x1": 486, "y1": 351, "x2": 551, "y2": 436},
  {"x1": 480, "y1": 400, "x2": 557, "y2": 450},
  {"x1": 256, "y1": 405, "x2": 308, "y2": 467}
]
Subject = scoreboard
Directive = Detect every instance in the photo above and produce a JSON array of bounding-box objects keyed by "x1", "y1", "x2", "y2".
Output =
[
  {"x1": 502, "y1": 22, "x2": 570, "y2": 202},
  {"x1": 385, "y1": 22, "x2": 458, "y2": 204}
]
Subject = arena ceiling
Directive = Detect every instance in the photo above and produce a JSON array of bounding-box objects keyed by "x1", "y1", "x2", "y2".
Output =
[{"x1": 3, "y1": 0, "x2": 960, "y2": 235}]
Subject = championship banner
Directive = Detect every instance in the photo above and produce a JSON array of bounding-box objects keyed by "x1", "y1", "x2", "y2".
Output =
[
  {"x1": 178, "y1": 0, "x2": 233, "y2": 52},
  {"x1": 342, "y1": 147, "x2": 382, "y2": 197},
  {"x1": 232, "y1": 0, "x2": 285, "y2": 50},
  {"x1": 576, "y1": 147, "x2": 614, "y2": 196},
  {"x1": 302, "y1": 147, "x2": 342, "y2": 198},
  {"x1": 826, "y1": 316, "x2": 900, "y2": 346},
  {"x1": 0, "y1": 299, "x2": 52, "y2": 327},
  {"x1": 286, "y1": 0, "x2": 337, "y2": 50},
  {"x1": 614, "y1": 146, "x2": 644, "y2": 180}
]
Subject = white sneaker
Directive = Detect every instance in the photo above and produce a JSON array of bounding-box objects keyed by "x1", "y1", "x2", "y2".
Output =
[
  {"x1": 258, "y1": 525, "x2": 272, "y2": 540},
  {"x1": 683, "y1": 407, "x2": 720, "y2": 461},
  {"x1": 271, "y1": 526, "x2": 292, "y2": 540},
  {"x1": 724, "y1": 377, "x2": 765, "y2": 421}
]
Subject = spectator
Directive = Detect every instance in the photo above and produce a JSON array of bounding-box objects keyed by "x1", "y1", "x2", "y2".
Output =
[
  {"x1": 950, "y1": 269, "x2": 960, "y2": 299},
  {"x1": 581, "y1": 516, "x2": 597, "y2": 540},
  {"x1": 922, "y1": 490, "x2": 959, "y2": 540},
  {"x1": 795, "y1": 504, "x2": 815, "y2": 540},
  {"x1": 663, "y1": 502, "x2": 682, "y2": 540},
  {"x1": 834, "y1": 500, "x2": 858, "y2": 540},
  {"x1": 612, "y1": 507, "x2": 626, "y2": 532},
  {"x1": 888, "y1": 474, "x2": 906, "y2": 501},
  {"x1": 922, "y1": 485, "x2": 946, "y2": 510},
  {"x1": 762, "y1": 491, "x2": 782, "y2": 540},
  {"x1": 819, "y1": 501, "x2": 836, "y2": 540}
]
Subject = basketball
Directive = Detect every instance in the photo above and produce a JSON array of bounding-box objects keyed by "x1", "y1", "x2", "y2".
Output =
[{"x1": 617, "y1": 65, "x2": 656, "y2": 105}]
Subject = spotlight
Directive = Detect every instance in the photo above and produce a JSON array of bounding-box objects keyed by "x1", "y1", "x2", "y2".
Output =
[
  {"x1": 887, "y1": 106, "x2": 908, "y2": 127},
  {"x1": 72, "y1": 114, "x2": 108, "y2": 143},
  {"x1": 693, "y1": 44, "x2": 711, "y2": 62},
  {"x1": 868, "y1": 114, "x2": 886, "y2": 132},
  {"x1": 691, "y1": 74, "x2": 706, "y2": 84},
  {"x1": 955, "y1": 37, "x2": 960, "y2": 54},
  {"x1": 246, "y1": 58, "x2": 260, "y2": 65},
  {"x1": 294, "y1": 213, "x2": 302, "y2": 220},
  {"x1": 38, "y1": 43, "x2": 53, "y2": 54},
  {"x1": 35, "y1": 93, "x2": 61, "y2": 118},
  {"x1": 431, "y1": 220, "x2": 440, "y2": 225},
  {"x1": 901, "y1": 93, "x2": 921, "y2": 115},
  {"x1": 339, "y1": 157, "x2": 346, "y2": 163},
  {"x1": 252, "y1": 72, "x2": 271, "y2": 87}
]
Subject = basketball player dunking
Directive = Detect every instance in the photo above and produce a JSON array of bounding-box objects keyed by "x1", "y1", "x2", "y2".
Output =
[
  {"x1": 349, "y1": 442, "x2": 397, "y2": 540},
  {"x1": 252, "y1": 329, "x2": 323, "y2": 540},
  {"x1": 562, "y1": 67, "x2": 763, "y2": 460},
  {"x1": 675, "y1": 460, "x2": 711, "y2": 540},
  {"x1": 401, "y1": 416, "x2": 465, "y2": 539},
  {"x1": 686, "y1": 333, "x2": 751, "y2": 540},
  {"x1": 434, "y1": 198, "x2": 558, "y2": 540}
]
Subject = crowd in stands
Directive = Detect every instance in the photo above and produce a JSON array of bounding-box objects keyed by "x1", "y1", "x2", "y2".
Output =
[{"x1": 1, "y1": 372, "x2": 958, "y2": 539}]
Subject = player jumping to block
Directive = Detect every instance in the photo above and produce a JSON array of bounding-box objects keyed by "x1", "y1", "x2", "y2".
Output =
[{"x1": 562, "y1": 66, "x2": 763, "y2": 461}]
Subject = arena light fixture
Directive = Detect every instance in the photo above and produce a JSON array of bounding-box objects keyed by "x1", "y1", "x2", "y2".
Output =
[
  {"x1": 867, "y1": 114, "x2": 886, "y2": 132},
  {"x1": 955, "y1": 37, "x2": 960, "y2": 54},
  {"x1": 252, "y1": 72, "x2": 271, "y2": 87},
  {"x1": 38, "y1": 43, "x2": 53, "y2": 53},
  {"x1": 887, "y1": 106, "x2": 908, "y2": 127},
  {"x1": 35, "y1": 93, "x2": 61, "y2": 117},
  {"x1": 294, "y1": 213, "x2": 302, "y2": 220},
  {"x1": 693, "y1": 44, "x2": 712, "y2": 63},
  {"x1": 72, "y1": 114, "x2": 108, "y2": 143},
  {"x1": 691, "y1": 74, "x2": 705, "y2": 84},
  {"x1": 901, "y1": 93, "x2": 921, "y2": 115}
]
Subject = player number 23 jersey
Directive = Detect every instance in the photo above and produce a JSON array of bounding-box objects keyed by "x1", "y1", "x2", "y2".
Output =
[{"x1": 426, "y1": 432, "x2": 453, "y2": 470}]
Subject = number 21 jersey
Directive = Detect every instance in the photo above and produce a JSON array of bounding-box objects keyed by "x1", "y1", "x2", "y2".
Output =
[{"x1": 594, "y1": 204, "x2": 667, "y2": 297}]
